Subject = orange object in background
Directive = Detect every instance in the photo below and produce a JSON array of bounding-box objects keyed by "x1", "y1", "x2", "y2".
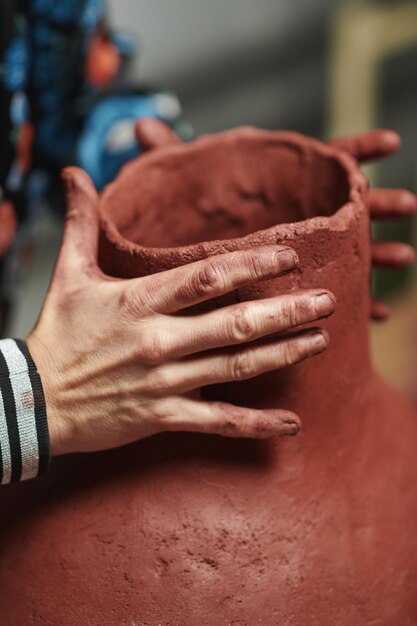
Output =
[
  {"x1": 86, "y1": 33, "x2": 121, "y2": 88},
  {"x1": 16, "y1": 122, "x2": 34, "y2": 174}
]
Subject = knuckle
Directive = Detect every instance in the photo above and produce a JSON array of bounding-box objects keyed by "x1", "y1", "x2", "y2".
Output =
[
  {"x1": 220, "y1": 415, "x2": 241, "y2": 437},
  {"x1": 280, "y1": 297, "x2": 301, "y2": 328},
  {"x1": 218, "y1": 412, "x2": 273, "y2": 439},
  {"x1": 253, "y1": 416, "x2": 274, "y2": 438},
  {"x1": 140, "y1": 335, "x2": 169, "y2": 366},
  {"x1": 247, "y1": 253, "x2": 266, "y2": 281},
  {"x1": 229, "y1": 350, "x2": 254, "y2": 381},
  {"x1": 119, "y1": 285, "x2": 148, "y2": 319},
  {"x1": 118, "y1": 288, "x2": 131, "y2": 311},
  {"x1": 228, "y1": 306, "x2": 256, "y2": 343},
  {"x1": 147, "y1": 370, "x2": 173, "y2": 396},
  {"x1": 175, "y1": 261, "x2": 224, "y2": 303},
  {"x1": 192, "y1": 262, "x2": 224, "y2": 298},
  {"x1": 281, "y1": 339, "x2": 306, "y2": 366},
  {"x1": 153, "y1": 400, "x2": 177, "y2": 424}
]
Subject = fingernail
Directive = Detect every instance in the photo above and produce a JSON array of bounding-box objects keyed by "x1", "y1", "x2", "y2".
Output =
[
  {"x1": 309, "y1": 331, "x2": 328, "y2": 352},
  {"x1": 276, "y1": 249, "x2": 298, "y2": 272},
  {"x1": 315, "y1": 293, "x2": 336, "y2": 316},
  {"x1": 277, "y1": 421, "x2": 300, "y2": 437},
  {"x1": 284, "y1": 422, "x2": 300, "y2": 436}
]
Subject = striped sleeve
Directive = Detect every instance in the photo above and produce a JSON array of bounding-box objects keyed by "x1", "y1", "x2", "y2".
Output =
[{"x1": 0, "y1": 338, "x2": 50, "y2": 484}]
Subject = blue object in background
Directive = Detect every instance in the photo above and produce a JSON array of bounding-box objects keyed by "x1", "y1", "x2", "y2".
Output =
[
  {"x1": 4, "y1": 36, "x2": 29, "y2": 92},
  {"x1": 77, "y1": 91, "x2": 182, "y2": 190},
  {"x1": 0, "y1": 0, "x2": 184, "y2": 215}
]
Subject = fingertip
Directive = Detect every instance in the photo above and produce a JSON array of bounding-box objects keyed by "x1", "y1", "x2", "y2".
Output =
[
  {"x1": 371, "y1": 299, "x2": 392, "y2": 322},
  {"x1": 61, "y1": 166, "x2": 97, "y2": 200},
  {"x1": 313, "y1": 291, "x2": 336, "y2": 318},
  {"x1": 61, "y1": 165, "x2": 88, "y2": 184},
  {"x1": 319, "y1": 290, "x2": 337, "y2": 308},
  {"x1": 401, "y1": 244, "x2": 416, "y2": 264},
  {"x1": 275, "y1": 246, "x2": 299, "y2": 273},
  {"x1": 280, "y1": 422, "x2": 300, "y2": 437},
  {"x1": 134, "y1": 117, "x2": 158, "y2": 133},
  {"x1": 135, "y1": 117, "x2": 180, "y2": 150},
  {"x1": 378, "y1": 129, "x2": 401, "y2": 152},
  {"x1": 399, "y1": 190, "x2": 417, "y2": 213},
  {"x1": 255, "y1": 410, "x2": 302, "y2": 438},
  {"x1": 372, "y1": 241, "x2": 416, "y2": 268},
  {"x1": 134, "y1": 117, "x2": 161, "y2": 145},
  {"x1": 391, "y1": 243, "x2": 416, "y2": 265},
  {"x1": 301, "y1": 329, "x2": 329, "y2": 359},
  {"x1": 312, "y1": 328, "x2": 330, "y2": 346},
  {"x1": 277, "y1": 411, "x2": 302, "y2": 437}
]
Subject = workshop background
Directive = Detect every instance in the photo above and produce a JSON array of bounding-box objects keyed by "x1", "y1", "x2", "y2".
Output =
[{"x1": 9, "y1": 0, "x2": 417, "y2": 394}]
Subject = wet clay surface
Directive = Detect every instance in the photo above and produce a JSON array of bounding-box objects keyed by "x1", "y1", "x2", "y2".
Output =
[{"x1": 0, "y1": 129, "x2": 416, "y2": 625}]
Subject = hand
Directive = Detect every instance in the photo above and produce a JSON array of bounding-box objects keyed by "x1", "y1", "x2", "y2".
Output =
[
  {"x1": 26, "y1": 168, "x2": 335, "y2": 456},
  {"x1": 329, "y1": 130, "x2": 417, "y2": 321}
]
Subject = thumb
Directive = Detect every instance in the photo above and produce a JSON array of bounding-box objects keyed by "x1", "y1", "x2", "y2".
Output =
[
  {"x1": 135, "y1": 117, "x2": 181, "y2": 151},
  {"x1": 58, "y1": 167, "x2": 100, "y2": 277}
]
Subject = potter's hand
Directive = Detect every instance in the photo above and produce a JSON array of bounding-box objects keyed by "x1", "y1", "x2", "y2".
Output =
[
  {"x1": 26, "y1": 168, "x2": 335, "y2": 455},
  {"x1": 329, "y1": 130, "x2": 417, "y2": 321}
]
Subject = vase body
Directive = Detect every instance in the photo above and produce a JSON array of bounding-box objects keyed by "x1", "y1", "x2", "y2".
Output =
[{"x1": 0, "y1": 129, "x2": 416, "y2": 626}]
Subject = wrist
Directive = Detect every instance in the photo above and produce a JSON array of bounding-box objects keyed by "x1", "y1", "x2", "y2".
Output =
[{"x1": 25, "y1": 333, "x2": 73, "y2": 457}]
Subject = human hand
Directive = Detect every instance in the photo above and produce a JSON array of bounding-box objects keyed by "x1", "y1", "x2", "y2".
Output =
[
  {"x1": 329, "y1": 130, "x2": 417, "y2": 321},
  {"x1": 26, "y1": 168, "x2": 335, "y2": 456}
]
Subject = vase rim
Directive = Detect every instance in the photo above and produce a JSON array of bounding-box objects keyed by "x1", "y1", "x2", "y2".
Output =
[{"x1": 99, "y1": 127, "x2": 368, "y2": 258}]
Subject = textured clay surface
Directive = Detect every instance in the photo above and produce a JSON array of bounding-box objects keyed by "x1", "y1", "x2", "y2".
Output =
[{"x1": 0, "y1": 129, "x2": 416, "y2": 626}]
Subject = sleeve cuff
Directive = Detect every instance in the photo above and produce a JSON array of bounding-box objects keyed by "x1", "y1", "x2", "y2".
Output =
[{"x1": 0, "y1": 338, "x2": 50, "y2": 484}]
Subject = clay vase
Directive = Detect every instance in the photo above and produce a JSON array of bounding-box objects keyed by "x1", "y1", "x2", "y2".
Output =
[{"x1": 0, "y1": 128, "x2": 417, "y2": 626}]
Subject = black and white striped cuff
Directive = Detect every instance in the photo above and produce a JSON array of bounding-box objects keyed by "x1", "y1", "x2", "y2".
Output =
[{"x1": 0, "y1": 339, "x2": 50, "y2": 484}]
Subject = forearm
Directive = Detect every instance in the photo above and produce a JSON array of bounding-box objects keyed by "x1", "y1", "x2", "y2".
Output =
[{"x1": 0, "y1": 338, "x2": 50, "y2": 484}]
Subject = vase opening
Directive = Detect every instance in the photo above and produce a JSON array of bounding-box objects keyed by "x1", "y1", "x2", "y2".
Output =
[{"x1": 102, "y1": 132, "x2": 352, "y2": 249}]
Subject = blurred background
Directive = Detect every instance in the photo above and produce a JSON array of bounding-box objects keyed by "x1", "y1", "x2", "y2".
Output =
[{"x1": 4, "y1": 0, "x2": 417, "y2": 394}]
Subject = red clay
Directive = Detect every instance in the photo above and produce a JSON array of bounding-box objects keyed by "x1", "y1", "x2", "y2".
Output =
[{"x1": 0, "y1": 128, "x2": 416, "y2": 625}]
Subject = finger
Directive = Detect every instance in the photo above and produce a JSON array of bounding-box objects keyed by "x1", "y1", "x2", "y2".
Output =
[
  {"x1": 368, "y1": 189, "x2": 417, "y2": 219},
  {"x1": 371, "y1": 241, "x2": 415, "y2": 268},
  {"x1": 154, "y1": 290, "x2": 335, "y2": 359},
  {"x1": 329, "y1": 129, "x2": 400, "y2": 162},
  {"x1": 59, "y1": 167, "x2": 100, "y2": 277},
  {"x1": 160, "y1": 396, "x2": 301, "y2": 439},
  {"x1": 140, "y1": 246, "x2": 299, "y2": 314},
  {"x1": 371, "y1": 299, "x2": 392, "y2": 322},
  {"x1": 134, "y1": 117, "x2": 181, "y2": 151},
  {"x1": 154, "y1": 329, "x2": 329, "y2": 393}
]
